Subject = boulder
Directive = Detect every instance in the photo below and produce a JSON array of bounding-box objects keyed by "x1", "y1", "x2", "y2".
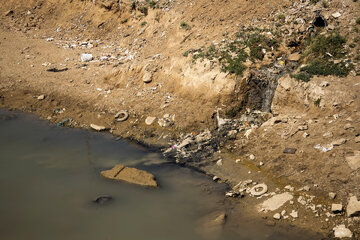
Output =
[
  {"x1": 143, "y1": 71, "x2": 153, "y2": 83},
  {"x1": 346, "y1": 196, "x2": 360, "y2": 217},
  {"x1": 101, "y1": 164, "x2": 158, "y2": 187}
]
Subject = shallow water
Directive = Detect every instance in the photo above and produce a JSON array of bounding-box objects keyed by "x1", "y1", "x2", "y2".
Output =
[{"x1": 0, "y1": 110, "x2": 320, "y2": 240}]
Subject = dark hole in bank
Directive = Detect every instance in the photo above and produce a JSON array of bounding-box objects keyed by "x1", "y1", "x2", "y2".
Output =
[{"x1": 313, "y1": 13, "x2": 327, "y2": 27}]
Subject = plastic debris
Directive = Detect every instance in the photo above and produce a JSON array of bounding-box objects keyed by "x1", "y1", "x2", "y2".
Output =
[{"x1": 314, "y1": 144, "x2": 333, "y2": 152}]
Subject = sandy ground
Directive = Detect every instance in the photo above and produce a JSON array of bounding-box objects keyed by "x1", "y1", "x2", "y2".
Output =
[{"x1": 1, "y1": 0, "x2": 360, "y2": 238}]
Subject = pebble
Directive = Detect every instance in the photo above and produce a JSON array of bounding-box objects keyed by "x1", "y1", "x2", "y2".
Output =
[
  {"x1": 145, "y1": 116, "x2": 156, "y2": 125},
  {"x1": 249, "y1": 154, "x2": 255, "y2": 160},
  {"x1": 273, "y1": 213, "x2": 281, "y2": 220},
  {"x1": 37, "y1": 95, "x2": 45, "y2": 100},
  {"x1": 81, "y1": 53, "x2": 93, "y2": 62},
  {"x1": 355, "y1": 136, "x2": 360, "y2": 143},
  {"x1": 346, "y1": 196, "x2": 360, "y2": 217},
  {"x1": 331, "y1": 138, "x2": 347, "y2": 146},
  {"x1": 333, "y1": 225, "x2": 353, "y2": 238},
  {"x1": 90, "y1": 124, "x2": 106, "y2": 131},
  {"x1": 344, "y1": 123, "x2": 354, "y2": 130},
  {"x1": 331, "y1": 12, "x2": 342, "y2": 18},
  {"x1": 331, "y1": 203, "x2": 343, "y2": 213},
  {"x1": 290, "y1": 210, "x2": 298, "y2": 218},
  {"x1": 216, "y1": 159, "x2": 223, "y2": 166},
  {"x1": 329, "y1": 192, "x2": 336, "y2": 200}
]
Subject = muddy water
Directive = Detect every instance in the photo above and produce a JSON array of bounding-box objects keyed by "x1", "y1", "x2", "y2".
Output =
[{"x1": 0, "y1": 110, "x2": 319, "y2": 240}]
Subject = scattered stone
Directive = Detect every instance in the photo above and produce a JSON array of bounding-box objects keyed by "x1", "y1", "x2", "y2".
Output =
[
  {"x1": 249, "y1": 154, "x2": 255, "y2": 160},
  {"x1": 81, "y1": 53, "x2": 93, "y2": 62},
  {"x1": 346, "y1": 196, "x2": 360, "y2": 217},
  {"x1": 101, "y1": 164, "x2": 158, "y2": 187},
  {"x1": 46, "y1": 67, "x2": 68, "y2": 72},
  {"x1": 250, "y1": 183, "x2": 268, "y2": 196},
  {"x1": 323, "y1": 132, "x2": 333, "y2": 138},
  {"x1": 314, "y1": 144, "x2": 333, "y2": 152},
  {"x1": 331, "y1": 204, "x2": 343, "y2": 214},
  {"x1": 344, "y1": 123, "x2": 354, "y2": 130},
  {"x1": 143, "y1": 71, "x2": 153, "y2": 83},
  {"x1": 331, "y1": 138, "x2": 347, "y2": 146},
  {"x1": 290, "y1": 210, "x2": 298, "y2": 218},
  {"x1": 145, "y1": 116, "x2": 156, "y2": 125},
  {"x1": 258, "y1": 192, "x2": 293, "y2": 212},
  {"x1": 281, "y1": 210, "x2": 286, "y2": 216},
  {"x1": 355, "y1": 136, "x2": 360, "y2": 143},
  {"x1": 346, "y1": 151, "x2": 360, "y2": 170},
  {"x1": 288, "y1": 53, "x2": 301, "y2": 62},
  {"x1": 333, "y1": 225, "x2": 353, "y2": 239},
  {"x1": 273, "y1": 213, "x2": 281, "y2": 220},
  {"x1": 213, "y1": 176, "x2": 220, "y2": 181},
  {"x1": 297, "y1": 196, "x2": 307, "y2": 205},
  {"x1": 283, "y1": 148, "x2": 297, "y2": 154},
  {"x1": 216, "y1": 159, "x2": 223, "y2": 166},
  {"x1": 93, "y1": 195, "x2": 113, "y2": 204},
  {"x1": 332, "y1": 12, "x2": 342, "y2": 18},
  {"x1": 329, "y1": 192, "x2": 337, "y2": 200},
  {"x1": 90, "y1": 124, "x2": 106, "y2": 131},
  {"x1": 4, "y1": 10, "x2": 14, "y2": 16},
  {"x1": 37, "y1": 95, "x2": 45, "y2": 100},
  {"x1": 303, "y1": 132, "x2": 309, "y2": 138},
  {"x1": 46, "y1": 37, "x2": 54, "y2": 42}
]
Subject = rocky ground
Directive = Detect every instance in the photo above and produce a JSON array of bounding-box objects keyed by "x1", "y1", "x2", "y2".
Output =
[{"x1": 1, "y1": 0, "x2": 360, "y2": 238}]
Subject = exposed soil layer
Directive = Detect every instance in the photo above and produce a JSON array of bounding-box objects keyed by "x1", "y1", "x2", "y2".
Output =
[{"x1": 1, "y1": 0, "x2": 360, "y2": 238}]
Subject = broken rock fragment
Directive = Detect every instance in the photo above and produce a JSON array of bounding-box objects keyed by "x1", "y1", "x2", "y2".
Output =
[
  {"x1": 101, "y1": 164, "x2": 158, "y2": 187},
  {"x1": 346, "y1": 196, "x2": 360, "y2": 217}
]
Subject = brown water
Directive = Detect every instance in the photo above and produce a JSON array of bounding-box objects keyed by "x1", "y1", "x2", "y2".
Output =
[{"x1": 0, "y1": 110, "x2": 320, "y2": 240}]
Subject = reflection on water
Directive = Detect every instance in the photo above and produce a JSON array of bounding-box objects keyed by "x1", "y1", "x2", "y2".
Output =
[{"x1": 0, "y1": 110, "x2": 320, "y2": 240}]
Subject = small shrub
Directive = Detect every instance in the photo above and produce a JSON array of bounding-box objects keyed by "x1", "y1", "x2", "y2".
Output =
[
  {"x1": 141, "y1": 21, "x2": 147, "y2": 26},
  {"x1": 309, "y1": 32, "x2": 347, "y2": 59},
  {"x1": 314, "y1": 97, "x2": 322, "y2": 107},
  {"x1": 138, "y1": 6, "x2": 148, "y2": 15},
  {"x1": 121, "y1": 19, "x2": 128, "y2": 24},
  {"x1": 277, "y1": 14, "x2": 285, "y2": 21},
  {"x1": 183, "y1": 50, "x2": 190, "y2": 57},
  {"x1": 300, "y1": 61, "x2": 351, "y2": 77},
  {"x1": 290, "y1": 72, "x2": 311, "y2": 82},
  {"x1": 356, "y1": 17, "x2": 360, "y2": 25},
  {"x1": 310, "y1": 0, "x2": 321, "y2": 3},
  {"x1": 180, "y1": 21, "x2": 191, "y2": 30},
  {"x1": 321, "y1": 0, "x2": 329, "y2": 8}
]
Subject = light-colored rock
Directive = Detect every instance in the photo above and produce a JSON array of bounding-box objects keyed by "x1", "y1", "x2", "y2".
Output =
[
  {"x1": 346, "y1": 196, "x2": 360, "y2": 217},
  {"x1": 258, "y1": 192, "x2": 293, "y2": 212},
  {"x1": 344, "y1": 123, "x2": 354, "y2": 130},
  {"x1": 331, "y1": 138, "x2": 347, "y2": 146},
  {"x1": 290, "y1": 210, "x2": 298, "y2": 218},
  {"x1": 333, "y1": 225, "x2": 352, "y2": 238},
  {"x1": 273, "y1": 213, "x2": 281, "y2": 220},
  {"x1": 90, "y1": 124, "x2": 106, "y2": 131},
  {"x1": 346, "y1": 151, "x2": 360, "y2": 170},
  {"x1": 249, "y1": 154, "x2": 255, "y2": 160},
  {"x1": 331, "y1": 203, "x2": 343, "y2": 213},
  {"x1": 81, "y1": 53, "x2": 93, "y2": 62},
  {"x1": 288, "y1": 52, "x2": 301, "y2": 61},
  {"x1": 216, "y1": 159, "x2": 223, "y2": 166},
  {"x1": 332, "y1": 12, "x2": 341, "y2": 18},
  {"x1": 145, "y1": 116, "x2": 156, "y2": 125},
  {"x1": 329, "y1": 192, "x2": 337, "y2": 200},
  {"x1": 100, "y1": 164, "x2": 157, "y2": 187},
  {"x1": 355, "y1": 136, "x2": 360, "y2": 143},
  {"x1": 323, "y1": 132, "x2": 333, "y2": 138},
  {"x1": 37, "y1": 95, "x2": 45, "y2": 100},
  {"x1": 143, "y1": 71, "x2": 153, "y2": 83}
]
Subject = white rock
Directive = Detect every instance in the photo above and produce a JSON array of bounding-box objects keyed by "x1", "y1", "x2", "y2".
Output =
[
  {"x1": 145, "y1": 116, "x2": 156, "y2": 125},
  {"x1": 258, "y1": 192, "x2": 293, "y2": 212},
  {"x1": 346, "y1": 196, "x2": 360, "y2": 217},
  {"x1": 46, "y1": 37, "x2": 54, "y2": 42},
  {"x1": 281, "y1": 210, "x2": 286, "y2": 216},
  {"x1": 331, "y1": 203, "x2": 343, "y2": 213},
  {"x1": 249, "y1": 154, "x2": 255, "y2": 160},
  {"x1": 333, "y1": 225, "x2": 352, "y2": 238},
  {"x1": 81, "y1": 53, "x2": 93, "y2": 62},
  {"x1": 290, "y1": 210, "x2": 298, "y2": 218},
  {"x1": 216, "y1": 159, "x2": 223, "y2": 166},
  {"x1": 273, "y1": 213, "x2": 281, "y2": 220},
  {"x1": 332, "y1": 12, "x2": 341, "y2": 18},
  {"x1": 90, "y1": 124, "x2": 106, "y2": 131},
  {"x1": 37, "y1": 95, "x2": 45, "y2": 100}
]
